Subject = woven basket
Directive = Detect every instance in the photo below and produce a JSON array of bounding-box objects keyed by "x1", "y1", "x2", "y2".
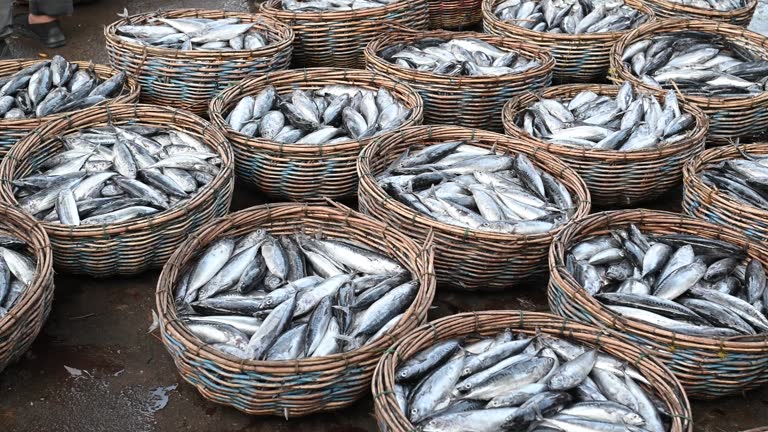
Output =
[
  {"x1": 610, "y1": 19, "x2": 768, "y2": 145},
  {"x1": 209, "y1": 68, "x2": 423, "y2": 202},
  {"x1": 643, "y1": 0, "x2": 756, "y2": 26},
  {"x1": 502, "y1": 84, "x2": 708, "y2": 207},
  {"x1": 549, "y1": 209, "x2": 768, "y2": 399},
  {"x1": 104, "y1": 9, "x2": 294, "y2": 116},
  {"x1": 357, "y1": 125, "x2": 591, "y2": 291},
  {"x1": 0, "y1": 203, "x2": 53, "y2": 374},
  {"x1": 155, "y1": 202, "x2": 436, "y2": 417},
  {"x1": 482, "y1": 0, "x2": 654, "y2": 83},
  {"x1": 365, "y1": 29, "x2": 554, "y2": 132},
  {"x1": 427, "y1": 0, "x2": 483, "y2": 29},
  {"x1": 0, "y1": 104, "x2": 235, "y2": 277},
  {"x1": 0, "y1": 59, "x2": 140, "y2": 160},
  {"x1": 682, "y1": 143, "x2": 768, "y2": 244},
  {"x1": 260, "y1": 0, "x2": 429, "y2": 68},
  {"x1": 372, "y1": 310, "x2": 693, "y2": 432}
]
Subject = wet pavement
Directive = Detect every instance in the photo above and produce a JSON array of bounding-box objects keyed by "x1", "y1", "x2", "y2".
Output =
[{"x1": 0, "y1": 0, "x2": 768, "y2": 431}]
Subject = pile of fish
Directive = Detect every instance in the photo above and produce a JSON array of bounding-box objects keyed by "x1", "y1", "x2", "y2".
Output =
[
  {"x1": 515, "y1": 82, "x2": 696, "y2": 151},
  {"x1": 0, "y1": 235, "x2": 35, "y2": 319},
  {"x1": 567, "y1": 226, "x2": 768, "y2": 337},
  {"x1": 12, "y1": 126, "x2": 220, "y2": 226},
  {"x1": 281, "y1": 0, "x2": 395, "y2": 12},
  {"x1": 116, "y1": 18, "x2": 269, "y2": 51},
  {"x1": 698, "y1": 152, "x2": 768, "y2": 209},
  {"x1": 377, "y1": 141, "x2": 575, "y2": 234},
  {"x1": 668, "y1": 0, "x2": 746, "y2": 11},
  {"x1": 227, "y1": 85, "x2": 410, "y2": 144},
  {"x1": 621, "y1": 31, "x2": 768, "y2": 97},
  {"x1": 377, "y1": 37, "x2": 541, "y2": 76},
  {"x1": 493, "y1": 0, "x2": 648, "y2": 33},
  {"x1": 175, "y1": 230, "x2": 418, "y2": 360},
  {"x1": 0, "y1": 55, "x2": 126, "y2": 120},
  {"x1": 395, "y1": 329, "x2": 668, "y2": 432}
]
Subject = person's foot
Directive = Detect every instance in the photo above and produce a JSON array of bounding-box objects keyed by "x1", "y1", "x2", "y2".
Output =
[{"x1": 13, "y1": 14, "x2": 66, "y2": 48}]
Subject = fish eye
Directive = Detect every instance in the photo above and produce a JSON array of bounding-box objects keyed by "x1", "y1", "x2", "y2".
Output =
[{"x1": 411, "y1": 408, "x2": 418, "y2": 415}]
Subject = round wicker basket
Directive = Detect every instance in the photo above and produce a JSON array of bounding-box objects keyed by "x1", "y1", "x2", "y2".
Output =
[
  {"x1": 643, "y1": 0, "x2": 756, "y2": 26},
  {"x1": 502, "y1": 83, "x2": 708, "y2": 207},
  {"x1": 427, "y1": 0, "x2": 483, "y2": 29},
  {"x1": 0, "y1": 203, "x2": 54, "y2": 374},
  {"x1": 0, "y1": 104, "x2": 235, "y2": 277},
  {"x1": 365, "y1": 29, "x2": 554, "y2": 132},
  {"x1": 0, "y1": 59, "x2": 140, "y2": 160},
  {"x1": 372, "y1": 310, "x2": 693, "y2": 432},
  {"x1": 105, "y1": 9, "x2": 294, "y2": 115},
  {"x1": 610, "y1": 19, "x2": 768, "y2": 145},
  {"x1": 549, "y1": 209, "x2": 768, "y2": 399},
  {"x1": 260, "y1": 0, "x2": 429, "y2": 68},
  {"x1": 357, "y1": 124, "x2": 591, "y2": 291},
  {"x1": 482, "y1": 0, "x2": 655, "y2": 83},
  {"x1": 155, "y1": 202, "x2": 436, "y2": 417},
  {"x1": 209, "y1": 68, "x2": 423, "y2": 202}
]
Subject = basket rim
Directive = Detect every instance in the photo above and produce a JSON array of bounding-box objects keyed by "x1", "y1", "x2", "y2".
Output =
[
  {"x1": 644, "y1": 0, "x2": 757, "y2": 19},
  {"x1": 0, "y1": 59, "x2": 140, "y2": 127},
  {"x1": 482, "y1": 0, "x2": 656, "y2": 41},
  {"x1": 208, "y1": 67, "x2": 424, "y2": 155},
  {"x1": 104, "y1": 8, "x2": 295, "y2": 58},
  {"x1": 610, "y1": 18, "x2": 768, "y2": 104},
  {"x1": 682, "y1": 142, "x2": 768, "y2": 220},
  {"x1": 155, "y1": 202, "x2": 437, "y2": 370},
  {"x1": 0, "y1": 202, "x2": 53, "y2": 334},
  {"x1": 260, "y1": 0, "x2": 419, "y2": 19},
  {"x1": 501, "y1": 83, "x2": 709, "y2": 161},
  {"x1": 549, "y1": 208, "x2": 768, "y2": 348},
  {"x1": 356, "y1": 124, "x2": 592, "y2": 242},
  {"x1": 0, "y1": 103, "x2": 234, "y2": 236},
  {"x1": 364, "y1": 29, "x2": 556, "y2": 84},
  {"x1": 372, "y1": 310, "x2": 692, "y2": 432}
]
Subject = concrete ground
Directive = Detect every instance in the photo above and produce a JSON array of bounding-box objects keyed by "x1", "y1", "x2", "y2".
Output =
[{"x1": 1, "y1": 1, "x2": 768, "y2": 431}]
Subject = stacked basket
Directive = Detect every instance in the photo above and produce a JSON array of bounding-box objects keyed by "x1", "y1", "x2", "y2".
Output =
[
  {"x1": 156, "y1": 203, "x2": 436, "y2": 417},
  {"x1": 0, "y1": 104, "x2": 235, "y2": 277},
  {"x1": 549, "y1": 209, "x2": 768, "y2": 398},
  {"x1": 482, "y1": 0, "x2": 655, "y2": 83},
  {"x1": 105, "y1": 9, "x2": 294, "y2": 115},
  {"x1": 0, "y1": 59, "x2": 140, "y2": 159},
  {"x1": 357, "y1": 125, "x2": 591, "y2": 291},
  {"x1": 372, "y1": 310, "x2": 693, "y2": 432},
  {"x1": 365, "y1": 29, "x2": 554, "y2": 132},
  {"x1": 426, "y1": 0, "x2": 483, "y2": 29},
  {"x1": 260, "y1": 0, "x2": 429, "y2": 68},
  {"x1": 502, "y1": 84, "x2": 709, "y2": 207},
  {"x1": 683, "y1": 143, "x2": 768, "y2": 243},
  {"x1": 610, "y1": 19, "x2": 768, "y2": 144},
  {"x1": 642, "y1": 0, "x2": 756, "y2": 25},
  {"x1": 209, "y1": 68, "x2": 423, "y2": 202},
  {"x1": 0, "y1": 203, "x2": 54, "y2": 374}
]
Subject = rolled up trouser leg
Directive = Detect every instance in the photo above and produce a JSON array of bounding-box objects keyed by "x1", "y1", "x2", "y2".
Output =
[{"x1": 29, "y1": 0, "x2": 73, "y2": 17}]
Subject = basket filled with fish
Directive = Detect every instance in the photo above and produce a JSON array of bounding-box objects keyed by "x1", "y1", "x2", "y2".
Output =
[
  {"x1": 372, "y1": 310, "x2": 693, "y2": 432},
  {"x1": 155, "y1": 203, "x2": 435, "y2": 417},
  {"x1": 482, "y1": 0, "x2": 654, "y2": 83},
  {"x1": 209, "y1": 68, "x2": 422, "y2": 202},
  {"x1": 0, "y1": 202, "x2": 54, "y2": 374},
  {"x1": 259, "y1": 0, "x2": 428, "y2": 68},
  {"x1": 611, "y1": 19, "x2": 768, "y2": 144},
  {"x1": 365, "y1": 30, "x2": 554, "y2": 132},
  {"x1": 683, "y1": 143, "x2": 768, "y2": 245},
  {"x1": 357, "y1": 125, "x2": 590, "y2": 291},
  {"x1": 426, "y1": 0, "x2": 483, "y2": 29},
  {"x1": 105, "y1": 9, "x2": 294, "y2": 115},
  {"x1": 642, "y1": 0, "x2": 756, "y2": 26},
  {"x1": 549, "y1": 209, "x2": 768, "y2": 398},
  {"x1": 502, "y1": 81, "x2": 708, "y2": 207},
  {"x1": 0, "y1": 104, "x2": 234, "y2": 277},
  {"x1": 0, "y1": 56, "x2": 139, "y2": 159}
]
